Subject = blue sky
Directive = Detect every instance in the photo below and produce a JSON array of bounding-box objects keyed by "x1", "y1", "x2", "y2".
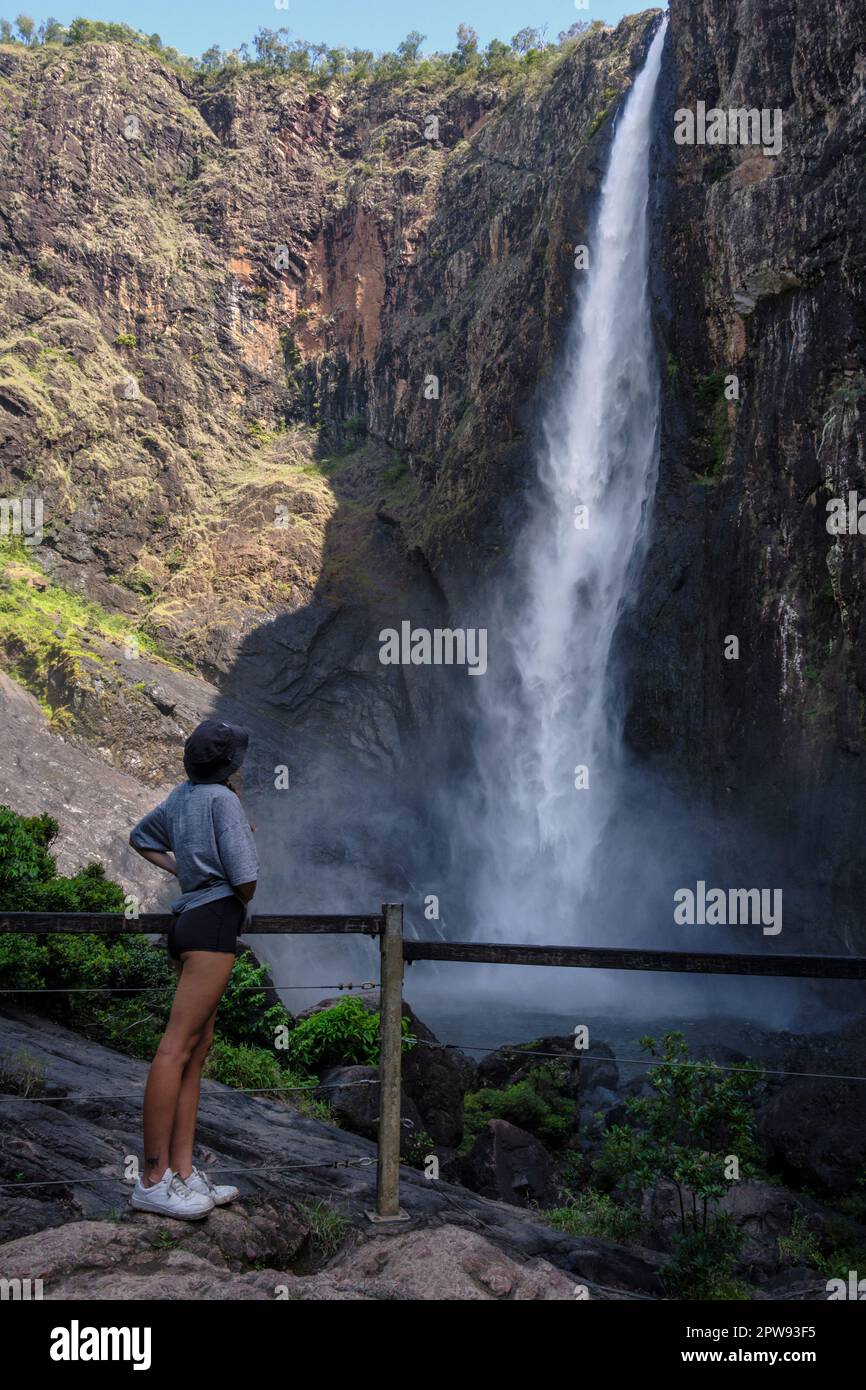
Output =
[{"x1": 15, "y1": 2, "x2": 649, "y2": 59}]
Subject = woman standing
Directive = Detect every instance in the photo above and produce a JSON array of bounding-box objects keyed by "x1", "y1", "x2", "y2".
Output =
[{"x1": 128, "y1": 719, "x2": 258, "y2": 1219}]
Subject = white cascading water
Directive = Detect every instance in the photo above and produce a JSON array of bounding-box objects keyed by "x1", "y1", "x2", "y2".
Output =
[{"x1": 465, "y1": 18, "x2": 668, "y2": 945}]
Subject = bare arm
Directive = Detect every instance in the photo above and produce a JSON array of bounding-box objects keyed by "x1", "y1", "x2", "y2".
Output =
[
  {"x1": 233, "y1": 880, "x2": 257, "y2": 903},
  {"x1": 130, "y1": 843, "x2": 178, "y2": 877}
]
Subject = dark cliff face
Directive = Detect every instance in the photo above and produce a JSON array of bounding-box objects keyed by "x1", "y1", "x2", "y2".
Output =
[
  {"x1": 0, "y1": 8, "x2": 863, "y2": 943},
  {"x1": 0, "y1": 16, "x2": 656, "y2": 748},
  {"x1": 0, "y1": 15, "x2": 661, "y2": 906},
  {"x1": 622, "y1": 0, "x2": 866, "y2": 946}
]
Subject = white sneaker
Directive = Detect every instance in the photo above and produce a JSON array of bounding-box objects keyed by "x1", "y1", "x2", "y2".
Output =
[
  {"x1": 130, "y1": 1168, "x2": 214, "y2": 1220},
  {"x1": 181, "y1": 1165, "x2": 239, "y2": 1207}
]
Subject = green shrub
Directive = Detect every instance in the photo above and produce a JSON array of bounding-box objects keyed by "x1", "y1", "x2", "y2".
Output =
[
  {"x1": 215, "y1": 950, "x2": 289, "y2": 1049},
  {"x1": 778, "y1": 1211, "x2": 821, "y2": 1268},
  {"x1": 0, "y1": 805, "x2": 127, "y2": 917},
  {"x1": 205, "y1": 1039, "x2": 319, "y2": 1102},
  {"x1": 284, "y1": 996, "x2": 413, "y2": 1072},
  {"x1": 0, "y1": 803, "x2": 128, "y2": 1004},
  {"x1": 663, "y1": 1216, "x2": 750, "y2": 1300},
  {"x1": 593, "y1": 1032, "x2": 763, "y2": 1299},
  {"x1": 547, "y1": 1188, "x2": 641, "y2": 1243},
  {"x1": 462, "y1": 1062, "x2": 574, "y2": 1152},
  {"x1": 0, "y1": 806, "x2": 57, "y2": 900},
  {"x1": 0, "y1": 808, "x2": 304, "y2": 1103},
  {"x1": 295, "y1": 1199, "x2": 351, "y2": 1260},
  {"x1": 402, "y1": 1127, "x2": 436, "y2": 1171}
]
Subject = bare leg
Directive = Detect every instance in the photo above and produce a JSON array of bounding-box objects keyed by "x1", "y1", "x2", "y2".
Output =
[
  {"x1": 169, "y1": 1003, "x2": 219, "y2": 1179},
  {"x1": 141, "y1": 952, "x2": 234, "y2": 1186}
]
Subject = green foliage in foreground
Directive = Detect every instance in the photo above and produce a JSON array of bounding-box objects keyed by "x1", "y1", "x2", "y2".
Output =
[
  {"x1": 0, "y1": 804, "x2": 333, "y2": 1118},
  {"x1": 461, "y1": 1061, "x2": 575, "y2": 1153},
  {"x1": 283, "y1": 995, "x2": 414, "y2": 1071},
  {"x1": 294, "y1": 1199, "x2": 352, "y2": 1260},
  {"x1": 547, "y1": 1186, "x2": 642, "y2": 1244},
  {"x1": 0, "y1": 804, "x2": 126, "y2": 916},
  {"x1": 593, "y1": 1032, "x2": 764, "y2": 1298}
]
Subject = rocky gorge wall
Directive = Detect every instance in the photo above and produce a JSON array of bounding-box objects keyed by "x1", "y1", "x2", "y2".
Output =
[
  {"x1": 625, "y1": 0, "x2": 866, "y2": 948},
  {"x1": 0, "y1": 6, "x2": 864, "y2": 948},
  {"x1": 0, "y1": 16, "x2": 655, "y2": 732},
  {"x1": 0, "y1": 14, "x2": 662, "y2": 905}
]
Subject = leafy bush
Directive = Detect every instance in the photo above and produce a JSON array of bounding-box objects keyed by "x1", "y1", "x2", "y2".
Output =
[
  {"x1": 779, "y1": 1205, "x2": 866, "y2": 1283},
  {"x1": 547, "y1": 1188, "x2": 641, "y2": 1243},
  {"x1": 0, "y1": 806, "x2": 57, "y2": 900},
  {"x1": 284, "y1": 996, "x2": 413, "y2": 1071},
  {"x1": 593, "y1": 1032, "x2": 763, "y2": 1299},
  {"x1": 295, "y1": 1199, "x2": 351, "y2": 1261},
  {"x1": 0, "y1": 804, "x2": 127, "y2": 971},
  {"x1": 462, "y1": 1062, "x2": 574, "y2": 1151},
  {"x1": 0, "y1": 804, "x2": 131, "y2": 1011},
  {"x1": 0, "y1": 805, "x2": 126, "y2": 910},
  {"x1": 214, "y1": 950, "x2": 289, "y2": 1049},
  {"x1": 402, "y1": 1127, "x2": 436, "y2": 1171},
  {"x1": 0, "y1": 807, "x2": 309, "y2": 1108},
  {"x1": 663, "y1": 1216, "x2": 750, "y2": 1300},
  {"x1": 778, "y1": 1211, "x2": 822, "y2": 1268},
  {"x1": 203, "y1": 1040, "x2": 332, "y2": 1121}
]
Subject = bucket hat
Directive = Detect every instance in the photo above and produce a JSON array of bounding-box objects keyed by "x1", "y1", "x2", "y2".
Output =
[{"x1": 183, "y1": 719, "x2": 249, "y2": 784}]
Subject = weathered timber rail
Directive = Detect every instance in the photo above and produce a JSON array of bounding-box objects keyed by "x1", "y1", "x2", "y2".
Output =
[
  {"x1": 0, "y1": 912, "x2": 383, "y2": 936},
  {"x1": 402, "y1": 940, "x2": 866, "y2": 979}
]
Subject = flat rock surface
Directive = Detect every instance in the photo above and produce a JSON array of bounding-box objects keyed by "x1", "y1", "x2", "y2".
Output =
[{"x1": 0, "y1": 1217, "x2": 585, "y2": 1301}]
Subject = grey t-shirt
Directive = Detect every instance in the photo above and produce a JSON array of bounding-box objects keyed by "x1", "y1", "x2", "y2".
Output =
[{"x1": 130, "y1": 781, "x2": 259, "y2": 921}]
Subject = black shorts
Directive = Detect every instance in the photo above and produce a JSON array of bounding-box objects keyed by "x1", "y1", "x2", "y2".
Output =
[{"x1": 167, "y1": 895, "x2": 245, "y2": 962}]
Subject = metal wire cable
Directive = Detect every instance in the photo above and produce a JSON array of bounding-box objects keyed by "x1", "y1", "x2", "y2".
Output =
[
  {"x1": 2, "y1": 1036, "x2": 860, "y2": 1089},
  {"x1": 0, "y1": 1077, "x2": 381, "y2": 1103},
  {"x1": 404, "y1": 1036, "x2": 866, "y2": 1084},
  {"x1": 0, "y1": 1156, "x2": 375, "y2": 1191},
  {"x1": 0, "y1": 981, "x2": 378, "y2": 995}
]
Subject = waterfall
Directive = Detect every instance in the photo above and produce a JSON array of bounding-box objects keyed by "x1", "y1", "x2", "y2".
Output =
[{"x1": 464, "y1": 18, "x2": 668, "y2": 945}]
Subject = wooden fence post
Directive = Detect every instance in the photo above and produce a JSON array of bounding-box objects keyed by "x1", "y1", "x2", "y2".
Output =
[{"x1": 367, "y1": 902, "x2": 410, "y2": 1223}]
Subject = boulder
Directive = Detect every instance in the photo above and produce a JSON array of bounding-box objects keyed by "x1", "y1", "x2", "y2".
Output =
[
  {"x1": 756, "y1": 1269, "x2": 834, "y2": 1302},
  {"x1": 578, "y1": 1042, "x2": 619, "y2": 1097},
  {"x1": 461, "y1": 1119, "x2": 555, "y2": 1207},
  {"x1": 300, "y1": 995, "x2": 470, "y2": 1146},
  {"x1": 315, "y1": 1064, "x2": 424, "y2": 1154},
  {"x1": 296, "y1": 1224, "x2": 580, "y2": 1300},
  {"x1": 476, "y1": 1035, "x2": 581, "y2": 1100},
  {"x1": 756, "y1": 1074, "x2": 866, "y2": 1195},
  {"x1": 400, "y1": 1007, "x2": 475, "y2": 1148}
]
